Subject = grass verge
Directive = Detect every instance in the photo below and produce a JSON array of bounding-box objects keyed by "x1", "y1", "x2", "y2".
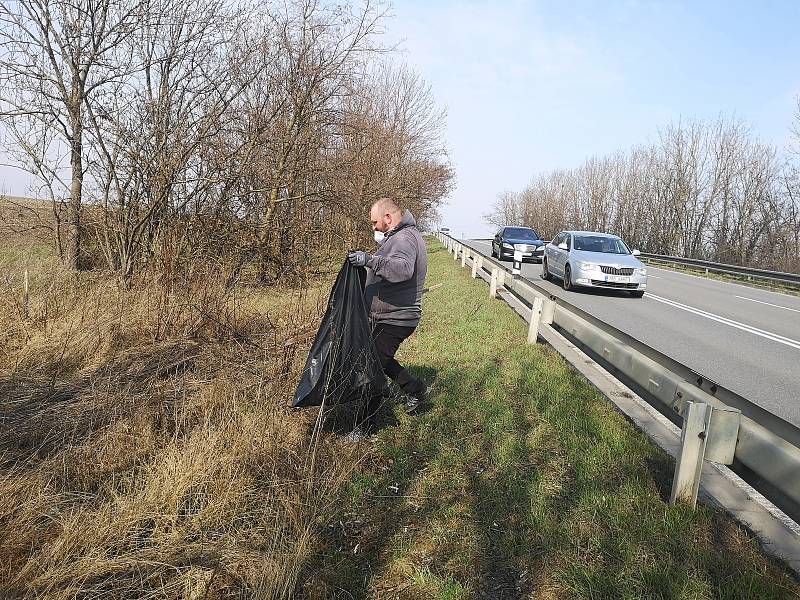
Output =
[{"x1": 303, "y1": 240, "x2": 800, "y2": 599}]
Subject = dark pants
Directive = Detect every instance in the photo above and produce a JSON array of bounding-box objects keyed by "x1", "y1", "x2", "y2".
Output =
[
  {"x1": 361, "y1": 322, "x2": 424, "y2": 422},
  {"x1": 372, "y1": 322, "x2": 416, "y2": 380}
]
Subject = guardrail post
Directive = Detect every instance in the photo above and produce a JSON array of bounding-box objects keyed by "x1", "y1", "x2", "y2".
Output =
[
  {"x1": 461, "y1": 247, "x2": 467, "y2": 267},
  {"x1": 471, "y1": 255, "x2": 479, "y2": 278},
  {"x1": 670, "y1": 401, "x2": 712, "y2": 508},
  {"x1": 527, "y1": 297, "x2": 543, "y2": 344},
  {"x1": 541, "y1": 298, "x2": 555, "y2": 325},
  {"x1": 478, "y1": 256, "x2": 484, "y2": 273},
  {"x1": 490, "y1": 268, "x2": 499, "y2": 298}
]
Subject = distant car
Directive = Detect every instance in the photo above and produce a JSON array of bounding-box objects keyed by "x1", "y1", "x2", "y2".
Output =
[
  {"x1": 491, "y1": 226, "x2": 546, "y2": 262},
  {"x1": 439, "y1": 227, "x2": 450, "y2": 232},
  {"x1": 542, "y1": 231, "x2": 647, "y2": 297}
]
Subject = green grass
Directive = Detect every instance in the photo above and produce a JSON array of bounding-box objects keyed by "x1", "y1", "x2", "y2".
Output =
[{"x1": 305, "y1": 239, "x2": 800, "y2": 598}]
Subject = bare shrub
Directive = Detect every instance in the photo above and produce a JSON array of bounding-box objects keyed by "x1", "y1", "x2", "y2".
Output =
[{"x1": 0, "y1": 256, "x2": 363, "y2": 597}]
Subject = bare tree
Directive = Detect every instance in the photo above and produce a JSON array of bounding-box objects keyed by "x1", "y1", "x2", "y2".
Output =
[
  {"x1": 0, "y1": 0, "x2": 149, "y2": 269},
  {"x1": 484, "y1": 113, "x2": 798, "y2": 271},
  {"x1": 84, "y1": 0, "x2": 252, "y2": 282},
  {"x1": 2, "y1": 0, "x2": 455, "y2": 282}
]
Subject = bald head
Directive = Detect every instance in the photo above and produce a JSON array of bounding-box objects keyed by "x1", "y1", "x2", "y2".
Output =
[{"x1": 370, "y1": 197, "x2": 403, "y2": 233}]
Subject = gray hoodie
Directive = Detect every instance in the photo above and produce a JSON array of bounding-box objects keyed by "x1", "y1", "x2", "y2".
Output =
[{"x1": 365, "y1": 210, "x2": 428, "y2": 327}]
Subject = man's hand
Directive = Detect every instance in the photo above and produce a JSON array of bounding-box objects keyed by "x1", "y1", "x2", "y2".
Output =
[{"x1": 347, "y1": 250, "x2": 372, "y2": 268}]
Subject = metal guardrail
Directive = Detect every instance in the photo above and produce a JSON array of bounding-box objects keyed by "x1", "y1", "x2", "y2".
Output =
[
  {"x1": 434, "y1": 232, "x2": 800, "y2": 520},
  {"x1": 639, "y1": 253, "x2": 800, "y2": 288}
]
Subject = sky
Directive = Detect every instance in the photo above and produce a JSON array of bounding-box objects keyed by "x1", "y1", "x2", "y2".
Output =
[
  {"x1": 384, "y1": 0, "x2": 800, "y2": 237},
  {"x1": 1, "y1": 1, "x2": 799, "y2": 238}
]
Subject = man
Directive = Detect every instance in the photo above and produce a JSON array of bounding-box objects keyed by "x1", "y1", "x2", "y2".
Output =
[{"x1": 347, "y1": 197, "x2": 430, "y2": 427}]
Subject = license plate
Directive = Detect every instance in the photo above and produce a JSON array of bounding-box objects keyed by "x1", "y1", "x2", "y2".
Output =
[{"x1": 608, "y1": 275, "x2": 630, "y2": 283}]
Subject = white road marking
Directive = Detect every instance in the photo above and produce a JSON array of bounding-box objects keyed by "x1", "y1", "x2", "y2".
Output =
[
  {"x1": 734, "y1": 295, "x2": 800, "y2": 314},
  {"x1": 646, "y1": 293, "x2": 800, "y2": 351},
  {"x1": 464, "y1": 240, "x2": 800, "y2": 348},
  {"x1": 648, "y1": 265, "x2": 797, "y2": 299}
]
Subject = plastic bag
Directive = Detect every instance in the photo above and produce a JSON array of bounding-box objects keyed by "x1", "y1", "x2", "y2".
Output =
[{"x1": 293, "y1": 261, "x2": 386, "y2": 408}]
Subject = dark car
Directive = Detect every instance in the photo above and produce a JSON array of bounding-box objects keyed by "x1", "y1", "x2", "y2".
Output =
[{"x1": 491, "y1": 226, "x2": 546, "y2": 262}]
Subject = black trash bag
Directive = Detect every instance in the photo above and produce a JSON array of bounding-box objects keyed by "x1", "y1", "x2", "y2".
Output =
[{"x1": 293, "y1": 260, "x2": 386, "y2": 408}]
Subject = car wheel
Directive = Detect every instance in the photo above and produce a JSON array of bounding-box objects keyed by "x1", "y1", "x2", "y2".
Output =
[
  {"x1": 542, "y1": 258, "x2": 551, "y2": 280},
  {"x1": 630, "y1": 290, "x2": 645, "y2": 298},
  {"x1": 491, "y1": 245, "x2": 497, "y2": 258},
  {"x1": 563, "y1": 264, "x2": 572, "y2": 291}
]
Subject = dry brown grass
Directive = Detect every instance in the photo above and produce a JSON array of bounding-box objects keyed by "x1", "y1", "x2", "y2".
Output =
[{"x1": 0, "y1": 242, "x2": 362, "y2": 598}]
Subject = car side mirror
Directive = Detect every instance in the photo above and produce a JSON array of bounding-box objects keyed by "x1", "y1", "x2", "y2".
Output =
[
  {"x1": 632, "y1": 249, "x2": 641, "y2": 256},
  {"x1": 558, "y1": 242, "x2": 568, "y2": 250}
]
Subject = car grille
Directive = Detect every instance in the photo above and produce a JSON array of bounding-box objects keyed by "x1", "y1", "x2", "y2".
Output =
[
  {"x1": 591, "y1": 280, "x2": 639, "y2": 289},
  {"x1": 600, "y1": 266, "x2": 634, "y2": 276}
]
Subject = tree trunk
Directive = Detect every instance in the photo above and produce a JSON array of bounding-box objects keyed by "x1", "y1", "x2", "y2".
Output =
[{"x1": 66, "y1": 125, "x2": 83, "y2": 270}]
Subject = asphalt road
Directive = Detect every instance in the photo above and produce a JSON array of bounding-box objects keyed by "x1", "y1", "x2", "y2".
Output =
[{"x1": 466, "y1": 239, "x2": 800, "y2": 429}]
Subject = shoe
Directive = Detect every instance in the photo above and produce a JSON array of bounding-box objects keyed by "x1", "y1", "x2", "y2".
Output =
[
  {"x1": 404, "y1": 397, "x2": 420, "y2": 414},
  {"x1": 396, "y1": 370, "x2": 429, "y2": 398},
  {"x1": 404, "y1": 384, "x2": 431, "y2": 415}
]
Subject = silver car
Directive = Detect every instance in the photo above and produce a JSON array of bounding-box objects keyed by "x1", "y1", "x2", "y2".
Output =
[{"x1": 542, "y1": 231, "x2": 648, "y2": 297}]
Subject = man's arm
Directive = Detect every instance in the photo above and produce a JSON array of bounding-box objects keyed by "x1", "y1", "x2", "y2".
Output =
[{"x1": 368, "y1": 233, "x2": 416, "y2": 282}]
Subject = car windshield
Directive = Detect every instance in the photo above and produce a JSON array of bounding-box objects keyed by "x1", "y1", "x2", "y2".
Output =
[
  {"x1": 505, "y1": 227, "x2": 539, "y2": 240},
  {"x1": 573, "y1": 235, "x2": 630, "y2": 254}
]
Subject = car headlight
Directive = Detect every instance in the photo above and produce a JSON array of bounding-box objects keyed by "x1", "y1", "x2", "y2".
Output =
[
  {"x1": 502, "y1": 242, "x2": 513, "y2": 249},
  {"x1": 577, "y1": 261, "x2": 598, "y2": 271},
  {"x1": 637, "y1": 268, "x2": 647, "y2": 276}
]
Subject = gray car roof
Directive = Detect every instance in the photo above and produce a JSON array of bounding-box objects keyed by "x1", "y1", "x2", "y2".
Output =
[{"x1": 561, "y1": 231, "x2": 622, "y2": 238}]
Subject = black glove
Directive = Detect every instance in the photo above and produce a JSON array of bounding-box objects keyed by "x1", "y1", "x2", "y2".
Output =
[{"x1": 347, "y1": 250, "x2": 372, "y2": 268}]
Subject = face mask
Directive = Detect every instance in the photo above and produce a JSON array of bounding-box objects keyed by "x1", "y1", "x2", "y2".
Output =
[{"x1": 373, "y1": 230, "x2": 385, "y2": 244}]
